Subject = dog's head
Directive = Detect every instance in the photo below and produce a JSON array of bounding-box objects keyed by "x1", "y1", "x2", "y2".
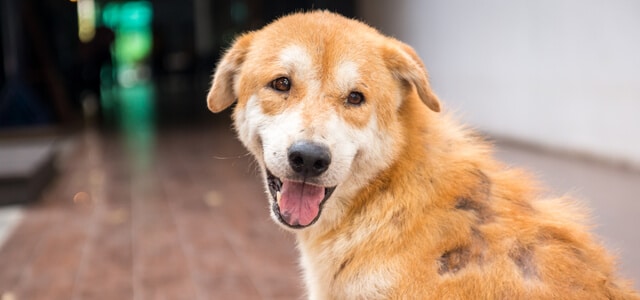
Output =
[{"x1": 207, "y1": 11, "x2": 440, "y2": 230}]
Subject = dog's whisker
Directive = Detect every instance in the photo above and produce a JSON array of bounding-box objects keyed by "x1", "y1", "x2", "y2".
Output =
[{"x1": 211, "y1": 152, "x2": 252, "y2": 160}]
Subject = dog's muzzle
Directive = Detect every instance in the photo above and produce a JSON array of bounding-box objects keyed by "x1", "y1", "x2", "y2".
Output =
[{"x1": 267, "y1": 141, "x2": 337, "y2": 228}]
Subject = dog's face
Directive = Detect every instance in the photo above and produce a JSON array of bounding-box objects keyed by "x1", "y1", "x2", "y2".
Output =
[{"x1": 207, "y1": 12, "x2": 440, "y2": 230}]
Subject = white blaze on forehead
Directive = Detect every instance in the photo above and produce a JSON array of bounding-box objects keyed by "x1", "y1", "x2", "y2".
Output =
[
  {"x1": 279, "y1": 45, "x2": 315, "y2": 76},
  {"x1": 334, "y1": 60, "x2": 360, "y2": 91}
]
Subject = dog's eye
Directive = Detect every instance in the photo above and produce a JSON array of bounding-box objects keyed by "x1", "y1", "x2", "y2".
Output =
[
  {"x1": 271, "y1": 77, "x2": 291, "y2": 92},
  {"x1": 346, "y1": 92, "x2": 365, "y2": 106}
]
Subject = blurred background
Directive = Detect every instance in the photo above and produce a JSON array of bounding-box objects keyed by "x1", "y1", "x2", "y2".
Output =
[{"x1": 0, "y1": 0, "x2": 638, "y2": 299}]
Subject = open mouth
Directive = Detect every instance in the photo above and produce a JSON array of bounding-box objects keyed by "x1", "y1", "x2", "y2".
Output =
[{"x1": 267, "y1": 169, "x2": 336, "y2": 229}]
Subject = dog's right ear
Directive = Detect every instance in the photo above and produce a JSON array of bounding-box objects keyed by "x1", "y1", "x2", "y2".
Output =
[{"x1": 207, "y1": 32, "x2": 255, "y2": 113}]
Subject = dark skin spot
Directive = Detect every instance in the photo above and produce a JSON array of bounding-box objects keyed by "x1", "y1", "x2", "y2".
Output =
[
  {"x1": 455, "y1": 197, "x2": 495, "y2": 223},
  {"x1": 509, "y1": 243, "x2": 539, "y2": 280},
  {"x1": 455, "y1": 197, "x2": 481, "y2": 211},
  {"x1": 378, "y1": 180, "x2": 391, "y2": 193},
  {"x1": 470, "y1": 227, "x2": 487, "y2": 261},
  {"x1": 438, "y1": 247, "x2": 471, "y2": 275},
  {"x1": 390, "y1": 207, "x2": 407, "y2": 227},
  {"x1": 455, "y1": 169, "x2": 495, "y2": 223},
  {"x1": 438, "y1": 228, "x2": 487, "y2": 275},
  {"x1": 334, "y1": 256, "x2": 353, "y2": 280}
]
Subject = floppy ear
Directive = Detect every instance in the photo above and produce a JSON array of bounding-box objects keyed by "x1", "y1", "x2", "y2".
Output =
[
  {"x1": 382, "y1": 40, "x2": 441, "y2": 112},
  {"x1": 207, "y1": 32, "x2": 255, "y2": 113}
]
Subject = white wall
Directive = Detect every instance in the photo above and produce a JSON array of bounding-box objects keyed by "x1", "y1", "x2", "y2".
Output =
[{"x1": 358, "y1": 0, "x2": 640, "y2": 167}]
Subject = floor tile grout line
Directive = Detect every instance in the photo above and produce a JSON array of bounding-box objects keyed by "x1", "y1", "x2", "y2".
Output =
[
  {"x1": 69, "y1": 194, "x2": 101, "y2": 300},
  {"x1": 70, "y1": 131, "x2": 106, "y2": 300},
  {"x1": 131, "y1": 174, "x2": 144, "y2": 300}
]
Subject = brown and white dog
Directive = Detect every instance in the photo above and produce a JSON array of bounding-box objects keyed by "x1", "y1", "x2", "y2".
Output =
[{"x1": 207, "y1": 11, "x2": 638, "y2": 299}]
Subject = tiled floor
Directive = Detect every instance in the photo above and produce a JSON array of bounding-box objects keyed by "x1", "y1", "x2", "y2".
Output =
[
  {"x1": 0, "y1": 123, "x2": 304, "y2": 300},
  {"x1": 1, "y1": 122, "x2": 639, "y2": 299}
]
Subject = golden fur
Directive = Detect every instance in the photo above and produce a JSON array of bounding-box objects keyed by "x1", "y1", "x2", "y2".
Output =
[{"x1": 207, "y1": 11, "x2": 638, "y2": 299}]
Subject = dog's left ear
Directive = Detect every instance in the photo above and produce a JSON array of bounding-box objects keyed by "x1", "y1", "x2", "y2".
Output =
[
  {"x1": 207, "y1": 32, "x2": 255, "y2": 113},
  {"x1": 383, "y1": 40, "x2": 441, "y2": 113}
]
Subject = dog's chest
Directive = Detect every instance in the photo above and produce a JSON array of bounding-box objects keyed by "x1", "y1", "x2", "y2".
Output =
[{"x1": 298, "y1": 230, "x2": 399, "y2": 299}]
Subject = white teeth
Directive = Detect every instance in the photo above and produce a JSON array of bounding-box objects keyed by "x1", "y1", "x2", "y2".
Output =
[{"x1": 276, "y1": 191, "x2": 282, "y2": 206}]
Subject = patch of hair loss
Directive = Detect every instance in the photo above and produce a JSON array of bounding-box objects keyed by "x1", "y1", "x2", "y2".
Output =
[
  {"x1": 455, "y1": 169, "x2": 495, "y2": 223},
  {"x1": 438, "y1": 227, "x2": 487, "y2": 276},
  {"x1": 455, "y1": 196, "x2": 495, "y2": 223},
  {"x1": 390, "y1": 207, "x2": 407, "y2": 227},
  {"x1": 509, "y1": 243, "x2": 540, "y2": 281},
  {"x1": 438, "y1": 247, "x2": 471, "y2": 275}
]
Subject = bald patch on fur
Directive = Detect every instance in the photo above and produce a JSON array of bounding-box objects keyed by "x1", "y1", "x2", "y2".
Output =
[
  {"x1": 438, "y1": 227, "x2": 487, "y2": 276},
  {"x1": 455, "y1": 170, "x2": 494, "y2": 223},
  {"x1": 509, "y1": 243, "x2": 540, "y2": 280},
  {"x1": 438, "y1": 246, "x2": 470, "y2": 275}
]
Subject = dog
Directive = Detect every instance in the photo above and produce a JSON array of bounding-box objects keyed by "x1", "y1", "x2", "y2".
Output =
[{"x1": 206, "y1": 11, "x2": 638, "y2": 299}]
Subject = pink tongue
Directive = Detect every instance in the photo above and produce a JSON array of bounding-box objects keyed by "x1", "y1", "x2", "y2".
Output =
[{"x1": 279, "y1": 180, "x2": 325, "y2": 226}]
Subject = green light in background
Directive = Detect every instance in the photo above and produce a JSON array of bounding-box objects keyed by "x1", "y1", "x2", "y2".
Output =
[
  {"x1": 101, "y1": 2, "x2": 120, "y2": 28},
  {"x1": 120, "y1": 2, "x2": 153, "y2": 29},
  {"x1": 99, "y1": 1, "x2": 156, "y2": 137},
  {"x1": 102, "y1": 1, "x2": 152, "y2": 30},
  {"x1": 101, "y1": 1, "x2": 153, "y2": 86},
  {"x1": 118, "y1": 82, "x2": 156, "y2": 172},
  {"x1": 114, "y1": 30, "x2": 152, "y2": 64}
]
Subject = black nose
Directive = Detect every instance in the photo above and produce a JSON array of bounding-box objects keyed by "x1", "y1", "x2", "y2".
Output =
[{"x1": 287, "y1": 141, "x2": 331, "y2": 177}]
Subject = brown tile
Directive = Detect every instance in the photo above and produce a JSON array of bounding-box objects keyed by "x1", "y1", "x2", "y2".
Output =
[
  {"x1": 71, "y1": 167, "x2": 134, "y2": 299},
  {"x1": 130, "y1": 176, "x2": 198, "y2": 300},
  {"x1": 13, "y1": 274, "x2": 76, "y2": 300},
  {"x1": 0, "y1": 210, "x2": 55, "y2": 293},
  {"x1": 1, "y1": 125, "x2": 307, "y2": 300},
  {"x1": 212, "y1": 181, "x2": 304, "y2": 299},
  {"x1": 19, "y1": 216, "x2": 88, "y2": 283},
  {"x1": 160, "y1": 180, "x2": 263, "y2": 299},
  {"x1": 72, "y1": 218, "x2": 134, "y2": 299}
]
